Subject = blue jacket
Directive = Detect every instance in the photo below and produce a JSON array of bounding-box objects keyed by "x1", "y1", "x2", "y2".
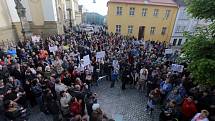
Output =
[{"x1": 160, "y1": 81, "x2": 172, "y2": 94}]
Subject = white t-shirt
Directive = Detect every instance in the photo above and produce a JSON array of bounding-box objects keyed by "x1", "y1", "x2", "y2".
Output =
[{"x1": 191, "y1": 113, "x2": 209, "y2": 121}]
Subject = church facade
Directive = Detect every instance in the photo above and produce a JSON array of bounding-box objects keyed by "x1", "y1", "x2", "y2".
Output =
[{"x1": 0, "y1": 0, "x2": 67, "y2": 46}]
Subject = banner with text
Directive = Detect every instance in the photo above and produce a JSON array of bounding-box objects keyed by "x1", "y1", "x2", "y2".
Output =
[{"x1": 171, "y1": 64, "x2": 184, "y2": 73}]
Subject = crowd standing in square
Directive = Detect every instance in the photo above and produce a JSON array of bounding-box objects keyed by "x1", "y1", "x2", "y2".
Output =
[{"x1": 0, "y1": 29, "x2": 214, "y2": 121}]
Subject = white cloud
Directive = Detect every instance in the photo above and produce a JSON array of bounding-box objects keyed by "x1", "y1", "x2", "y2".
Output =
[{"x1": 79, "y1": 0, "x2": 108, "y2": 16}]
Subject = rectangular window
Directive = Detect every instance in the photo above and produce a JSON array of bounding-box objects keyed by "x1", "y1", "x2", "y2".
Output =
[
  {"x1": 164, "y1": 10, "x2": 171, "y2": 19},
  {"x1": 129, "y1": 7, "x2": 135, "y2": 16},
  {"x1": 178, "y1": 39, "x2": 182, "y2": 45},
  {"x1": 150, "y1": 27, "x2": 156, "y2": 35},
  {"x1": 153, "y1": 9, "x2": 159, "y2": 16},
  {"x1": 176, "y1": 26, "x2": 186, "y2": 33},
  {"x1": 116, "y1": 7, "x2": 122, "y2": 15},
  {"x1": 175, "y1": 26, "x2": 181, "y2": 33},
  {"x1": 181, "y1": 26, "x2": 186, "y2": 32},
  {"x1": 116, "y1": 25, "x2": 121, "y2": 33},
  {"x1": 161, "y1": 27, "x2": 167, "y2": 35},
  {"x1": 128, "y1": 25, "x2": 133, "y2": 34},
  {"x1": 142, "y1": 8, "x2": 147, "y2": 16},
  {"x1": 173, "y1": 39, "x2": 177, "y2": 46}
]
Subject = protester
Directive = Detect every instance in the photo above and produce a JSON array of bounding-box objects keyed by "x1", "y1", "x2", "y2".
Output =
[
  {"x1": 182, "y1": 96, "x2": 197, "y2": 121},
  {"x1": 0, "y1": 27, "x2": 213, "y2": 121},
  {"x1": 145, "y1": 88, "x2": 161, "y2": 115},
  {"x1": 191, "y1": 110, "x2": 210, "y2": 121}
]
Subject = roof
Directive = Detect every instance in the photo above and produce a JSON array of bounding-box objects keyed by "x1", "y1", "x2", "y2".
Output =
[
  {"x1": 108, "y1": 0, "x2": 178, "y2": 7},
  {"x1": 173, "y1": 0, "x2": 186, "y2": 7}
]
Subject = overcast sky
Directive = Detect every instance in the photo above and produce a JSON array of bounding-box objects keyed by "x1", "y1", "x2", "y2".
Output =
[{"x1": 79, "y1": 0, "x2": 109, "y2": 16}]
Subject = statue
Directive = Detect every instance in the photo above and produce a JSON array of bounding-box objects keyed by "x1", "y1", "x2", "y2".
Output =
[{"x1": 14, "y1": 0, "x2": 26, "y2": 17}]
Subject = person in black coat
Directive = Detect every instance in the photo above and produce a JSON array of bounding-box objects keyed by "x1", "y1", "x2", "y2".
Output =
[
  {"x1": 69, "y1": 85, "x2": 86, "y2": 116},
  {"x1": 121, "y1": 66, "x2": 131, "y2": 90},
  {"x1": 43, "y1": 88, "x2": 60, "y2": 121}
]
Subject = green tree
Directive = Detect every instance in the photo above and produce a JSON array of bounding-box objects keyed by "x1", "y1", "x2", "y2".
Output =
[
  {"x1": 183, "y1": 26, "x2": 215, "y2": 85},
  {"x1": 185, "y1": 0, "x2": 215, "y2": 21},
  {"x1": 182, "y1": 0, "x2": 215, "y2": 85}
]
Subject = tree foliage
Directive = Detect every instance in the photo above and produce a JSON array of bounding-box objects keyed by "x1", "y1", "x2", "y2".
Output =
[
  {"x1": 182, "y1": 0, "x2": 215, "y2": 86},
  {"x1": 182, "y1": 23, "x2": 215, "y2": 85},
  {"x1": 183, "y1": 34, "x2": 215, "y2": 85},
  {"x1": 184, "y1": 0, "x2": 215, "y2": 21}
]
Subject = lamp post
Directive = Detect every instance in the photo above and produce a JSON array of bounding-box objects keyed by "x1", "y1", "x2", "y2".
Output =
[
  {"x1": 67, "y1": 8, "x2": 73, "y2": 28},
  {"x1": 14, "y1": 0, "x2": 26, "y2": 41}
]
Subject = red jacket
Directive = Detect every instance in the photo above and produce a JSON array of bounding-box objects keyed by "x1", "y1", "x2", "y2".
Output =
[
  {"x1": 70, "y1": 101, "x2": 81, "y2": 115},
  {"x1": 182, "y1": 98, "x2": 197, "y2": 118}
]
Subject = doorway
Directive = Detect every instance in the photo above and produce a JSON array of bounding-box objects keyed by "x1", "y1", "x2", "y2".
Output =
[{"x1": 138, "y1": 26, "x2": 145, "y2": 40}]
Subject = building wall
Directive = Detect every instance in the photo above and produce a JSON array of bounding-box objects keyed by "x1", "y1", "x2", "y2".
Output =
[
  {"x1": 28, "y1": 0, "x2": 45, "y2": 26},
  {"x1": 75, "y1": 12, "x2": 82, "y2": 25},
  {"x1": 170, "y1": 7, "x2": 197, "y2": 46},
  {"x1": 6, "y1": 0, "x2": 65, "y2": 38},
  {"x1": 42, "y1": 0, "x2": 58, "y2": 21},
  {"x1": 65, "y1": 0, "x2": 76, "y2": 25},
  {"x1": 107, "y1": 2, "x2": 178, "y2": 43},
  {"x1": 170, "y1": 7, "x2": 211, "y2": 46},
  {"x1": 22, "y1": 0, "x2": 33, "y2": 21},
  {"x1": 6, "y1": 0, "x2": 21, "y2": 23},
  {"x1": 65, "y1": 0, "x2": 82, "y2": 26},
  {"x1": 0, "y1": 0, "x2": 17, "y2": 45}
]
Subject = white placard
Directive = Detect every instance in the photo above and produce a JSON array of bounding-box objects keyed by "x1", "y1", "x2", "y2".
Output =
[
  {"x1": 171, "y1": 64, "x2": 184, "y2": 73},
  {"x1": 31, "y1": 35, "x2": 41, "y2": 43},
  {"x1": 96, "y1": 51, "x2": 105, "y2": 61},
  {"x1": 165, "y1": 49, "x2": 173, "y2": 54},
  {"x1": 83, "y1": 55, "x2": 91, "y2": 67},
  {"x1": 49, "y1": 46, "x2": 58, "y2": 52}
]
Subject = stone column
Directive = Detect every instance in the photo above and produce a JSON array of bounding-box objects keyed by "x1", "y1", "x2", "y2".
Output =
[{"x1": 14, "y1": 0, "x2": 31, "y2": 41}]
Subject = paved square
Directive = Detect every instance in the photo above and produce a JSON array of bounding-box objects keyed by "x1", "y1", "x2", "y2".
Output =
[{"x1": 92, "y1": 80, "x2": 160, "y2": 121}]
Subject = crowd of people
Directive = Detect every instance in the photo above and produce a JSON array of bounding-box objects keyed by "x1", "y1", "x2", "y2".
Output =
[{"x1": 0, "y1": 29, "x2": 214, "y2": 121}]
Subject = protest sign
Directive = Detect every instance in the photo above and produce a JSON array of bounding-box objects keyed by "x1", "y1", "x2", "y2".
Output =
[
  {"x1": 31, "y1": 35, "x2": 41, "y2": 43},
  {"x1": 96, "y1": 51, "x2": 105, "y2": 61},
  {"x1": 83, "y1": 55, "x2": 91, "y2": 67},
  {"x1": 165, "y1": 49, "x2": 173, "y2": 55},
  {"x1": 49, "y1": 46, "x2": 58, "y2": 53},
  {"x1": 171, "y1": 64, "x2": 184, "y2": 73}
]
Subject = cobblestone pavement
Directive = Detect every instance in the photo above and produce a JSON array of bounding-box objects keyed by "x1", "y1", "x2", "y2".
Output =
[
  {"x1": 92, "y1": 80, "x2": 160, "y2": 121},
  {"x1": 23, "y1": 80, "x2": 160, "y2": 121}
]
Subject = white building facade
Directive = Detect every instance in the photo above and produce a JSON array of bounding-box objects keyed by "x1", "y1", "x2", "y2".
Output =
[
  {"x1": 65, "y1": 0, "x2": 82, "y2": 26},
  {"x1": 170, "y1": 0, "x2": 210, "y2": 47},
  {"x1": 0, "y1": 0, "x2": 67, "y2": 44}
]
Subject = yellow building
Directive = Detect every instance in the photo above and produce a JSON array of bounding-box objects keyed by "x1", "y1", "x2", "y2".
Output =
[{"x1": 107, "y1": 0, "x2": 178, "y2": 43}]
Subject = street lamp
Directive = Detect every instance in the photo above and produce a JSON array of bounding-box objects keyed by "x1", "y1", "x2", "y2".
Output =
[
  {"x1": 67, "y1": 8, "x2": 73, "y2": 28},
  {"x1": 14, "y1": 0, "x2": 26, "y2": 41}
]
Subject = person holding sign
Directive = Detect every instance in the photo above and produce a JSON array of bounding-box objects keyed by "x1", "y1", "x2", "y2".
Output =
[{"x1": 110, "y1": 60, "x2": 119, "y2": 88}]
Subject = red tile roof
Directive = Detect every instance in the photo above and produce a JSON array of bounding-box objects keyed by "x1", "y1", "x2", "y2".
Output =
[{"x1": 108, "y1": 0, "x2": 178, "y2": 7}]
